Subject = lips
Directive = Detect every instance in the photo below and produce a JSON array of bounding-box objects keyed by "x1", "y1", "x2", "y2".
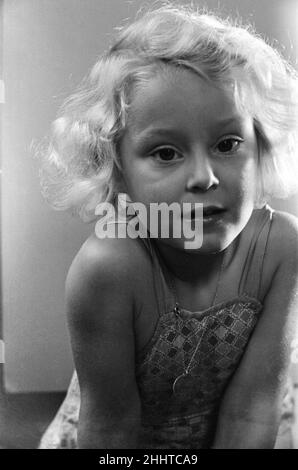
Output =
[
  {"x1": 188, "y1": 206, "x2": 225, "y2": 218},
  {"x1": 202, "y1": 206, "x2": 226, "y2": 217},
  {"x1": 182, "y1": 205, "x2": 226, "y2": 220}
]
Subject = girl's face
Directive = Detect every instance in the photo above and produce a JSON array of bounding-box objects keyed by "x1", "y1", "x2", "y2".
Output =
[{"x1": 118, "y1": 67, "x2": 259, "y2": 253}]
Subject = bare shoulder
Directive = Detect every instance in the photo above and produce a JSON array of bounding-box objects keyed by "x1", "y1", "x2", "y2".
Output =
[
  {"x1": 268, "y1": 209, "x2": 298, "y2": 267},
  {"x1": 250, "y1": 208, "x2": 298, "y2": 302},
  {"x1": 67, "y1": 233, "x2": 147, "y2": 283},
  {"x1": 65, "y1": 232, "x2": 153, "y2": 324}
]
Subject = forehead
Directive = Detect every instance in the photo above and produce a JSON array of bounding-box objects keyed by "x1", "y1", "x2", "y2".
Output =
[{"x1": 125, "y1": 67, "x2": 250, "y2": 135}]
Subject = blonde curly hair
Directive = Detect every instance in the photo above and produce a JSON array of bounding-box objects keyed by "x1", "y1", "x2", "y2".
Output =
[{"x1": 39, "y1": 3, "x2": 298, "y2": 222}]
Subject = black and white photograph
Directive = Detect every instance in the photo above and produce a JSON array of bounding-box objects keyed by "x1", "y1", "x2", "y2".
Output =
[{"x1": 0, "y1": 0, "x2": 298, "y2": 451}]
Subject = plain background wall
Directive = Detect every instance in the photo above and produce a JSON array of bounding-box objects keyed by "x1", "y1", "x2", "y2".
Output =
[{"x1": 1, "y1": 0, "x2": 298, "y2": 392}]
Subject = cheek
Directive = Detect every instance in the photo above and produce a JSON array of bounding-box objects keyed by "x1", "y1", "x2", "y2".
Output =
[
  {"x1": 123, "y1": 162, "x2": 181, "y2": 204},
  {"x1": 123, "y1": 170, "x2": 163, "y2": 205},
  {"x1": 226, "y1": 158, "x2": 258, "y2": 201},
  {"x1": 129, "y1": 181, "x2": 178, "y2": 207}
]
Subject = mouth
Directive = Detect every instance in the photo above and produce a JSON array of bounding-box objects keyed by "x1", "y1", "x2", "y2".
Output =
[
  {"x1": 190, "y1": 207, "x2": 226, "y2": 227},
  {"x1": 185, "y1": 206, "x2": 226, "y2": 217},
  {"x1": 202, "y1": 209, "x2": 226, "y2": 226},
  {"x1": 181, "y1": 205, "x2": 226, "y2": 223},
  {"x1": 202, "y1": 206, "x2": 226, "y2": 218}
]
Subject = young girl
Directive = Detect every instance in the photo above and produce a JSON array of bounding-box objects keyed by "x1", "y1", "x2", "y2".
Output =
[{"x1": 38, "y1": 4, "x2": 298, "y2": 449}]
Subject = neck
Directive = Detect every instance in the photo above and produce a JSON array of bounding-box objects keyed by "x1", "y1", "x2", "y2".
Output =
[{"x1": 151, "y1": 238, "x2": 236, "y2": 285}]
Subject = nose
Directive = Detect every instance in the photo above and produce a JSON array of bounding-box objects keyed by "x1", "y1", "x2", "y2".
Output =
[{"x1": 186, "y1": 152, "x2": 219, "y2": 192}]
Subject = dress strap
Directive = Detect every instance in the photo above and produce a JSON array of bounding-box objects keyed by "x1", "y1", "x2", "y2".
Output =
[
  {"x1": 137, "y1": 236, "x2": 175, "y2": 316},
  {"x1": 238, "y1": 204, "x2": 274, "y2": 299}
]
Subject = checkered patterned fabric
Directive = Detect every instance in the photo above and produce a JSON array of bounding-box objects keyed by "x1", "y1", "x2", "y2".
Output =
[{"x1": 136, "y1": 298, "x2": 262, "y2": 448}]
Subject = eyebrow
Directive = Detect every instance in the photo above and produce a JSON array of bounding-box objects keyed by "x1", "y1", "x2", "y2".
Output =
[
  {"x1": 214, "y1": 116, "x2": 245, "y2": 127},
  {"x1": 130, "y1": 128, "x2": 188, "y2": 151},
  {"x1": 133, "y1": 116, "x2": 245, "y2": 144},
  {"x1": 134, "y1": 128, "x2": 184, "y2": 144}
]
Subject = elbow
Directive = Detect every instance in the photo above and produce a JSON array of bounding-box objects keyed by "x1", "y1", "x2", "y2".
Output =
[
  {"x1": 213, "y1": 397, "x2": 282, "y2": 449},
  {"x1": 212, "y1": 418, "x2": 279, "y2": 449}
]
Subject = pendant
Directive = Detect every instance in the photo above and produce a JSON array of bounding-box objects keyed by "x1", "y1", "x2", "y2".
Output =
[
  {"x1": 172, "y1": 373, "x2": 198, "y2": 401},
  {"x1": 173, "y1": 303, "x2": 180, "y2": 316}
]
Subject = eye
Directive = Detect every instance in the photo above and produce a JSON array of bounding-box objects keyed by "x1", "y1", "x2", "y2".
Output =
[
  {"x1": 150, "y1": 147, "x2": 182, "y2": 162},
  {"x1": 215, "y1": 136, "x2": 244, "y2": 154}
]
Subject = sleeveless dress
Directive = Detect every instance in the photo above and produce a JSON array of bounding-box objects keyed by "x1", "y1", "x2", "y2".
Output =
[{"x1": 39, "y1": 204, "x2": 275, "y2": 449}]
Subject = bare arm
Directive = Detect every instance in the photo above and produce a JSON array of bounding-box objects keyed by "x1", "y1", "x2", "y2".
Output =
[
  {"x1": 212, "y1": 212, "x2": 298, "y2": 449},
  {"x1": 65, "y1": 237, "x2": 141, "y2": 449}
]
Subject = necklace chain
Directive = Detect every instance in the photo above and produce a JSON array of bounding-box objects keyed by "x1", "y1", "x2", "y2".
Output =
[
  {"x1": 211, "y1": 249, "x2": 227, "y2": 307},
  {"x1": 152, "y1": 240, "x2": 229, "y2": 380},
  {"x1": 169, "y1": 249, "x2": 228, "y2": 378},
  {"x1": 170, "y1": 248, "x2": 227, "y2": 315}
]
